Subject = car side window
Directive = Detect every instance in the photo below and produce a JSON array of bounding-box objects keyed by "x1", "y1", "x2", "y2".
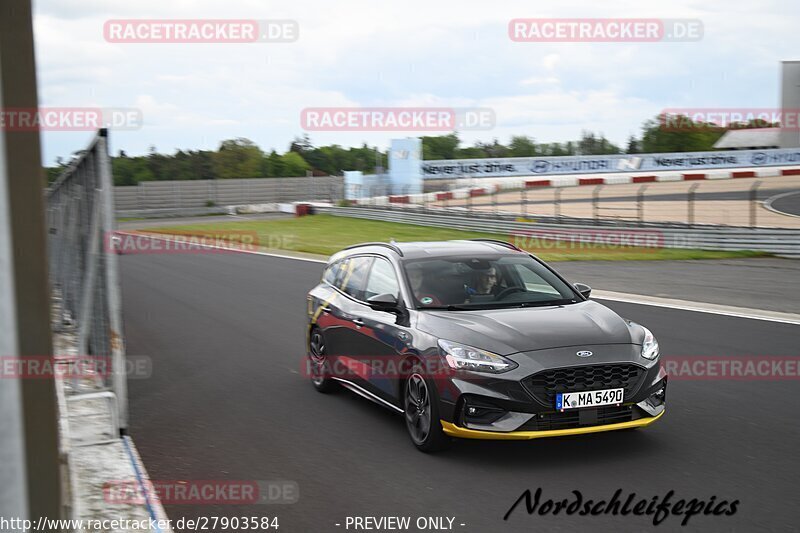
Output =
[
  {"x1": 364, "y1": 257, "x2": 400, "y2": 301},
  {"x1": 340, "y1": 256, "x2": 373, "y2": 300},
  {"x1": 323, "y1": 260, "x2": 341, "y2": 286},
  {"x1": 513, "y1": 263, "x2": 560, "y2": 295}
]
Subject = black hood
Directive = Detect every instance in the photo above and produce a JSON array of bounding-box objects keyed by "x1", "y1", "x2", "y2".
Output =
[{"x1": 416, "y1": 300, "x2": 640, "y2": 355}]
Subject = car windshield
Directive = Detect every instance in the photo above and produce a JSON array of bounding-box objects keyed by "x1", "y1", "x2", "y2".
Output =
[{"x1": 402, "y1": 254, "x2": 579, "y2": 310}]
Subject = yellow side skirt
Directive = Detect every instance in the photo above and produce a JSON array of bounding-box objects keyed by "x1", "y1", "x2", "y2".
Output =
[{"x1": 441, "y1": 410, "x2": 664, "y2": 440}]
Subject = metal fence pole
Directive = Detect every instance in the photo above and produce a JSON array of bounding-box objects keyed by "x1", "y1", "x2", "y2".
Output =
[
  {"x1": 554, "y1": 187, "x2": 562, "y2": 223},
  {"x1": 593, "y1": 185, "x2": 603, "y2": 223},
  {"x1": 688, "y1": 182, "x2": 700, "y2": 227},
  {"x1": 750, "y1": 180, "x2": 762, "y2": 228},
  {"x1": 637, "y1": 184, "x2": 649, "y2": 227},
  {"x1": 97, "y1": 133, "x2": 127, "y2": 431},
  {"x1": 522, "y1": 186, "x2": 527, "y2": 218}
]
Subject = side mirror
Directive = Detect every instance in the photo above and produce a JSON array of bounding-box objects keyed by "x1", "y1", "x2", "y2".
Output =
[
  {"x1": 574, "y1": 283, "x2": 591, "y2": 299},
  {"x1": 367, "y1": 293, "x2": 399, "y2": 312}
]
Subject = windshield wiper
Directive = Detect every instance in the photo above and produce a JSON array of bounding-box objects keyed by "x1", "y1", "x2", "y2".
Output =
[
  {"x1": 450, "y1": 299, "x2": 576, "y2": 310},
  {"x1": 418, "y1": 304, "x2": 475, "y2": 311},
  {"x1": 516, "y1": 299, "x2": 577, "y2": 308},
  {"x1": 420, "y1": 299, "x2": 576, "y2": 311}
]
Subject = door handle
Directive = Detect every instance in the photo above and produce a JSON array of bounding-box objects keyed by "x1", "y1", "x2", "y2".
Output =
[
  {"x1": 320, "y1": 306, "x2": 332, "y2": 313},
  {"x1": 352, "y1": 318, "x2": 365, "y2": 328}
]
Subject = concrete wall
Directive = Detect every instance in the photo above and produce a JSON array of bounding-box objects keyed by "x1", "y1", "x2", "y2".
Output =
[{"x1": 114, "y1": 175, "x2": 344, "y2": 211}]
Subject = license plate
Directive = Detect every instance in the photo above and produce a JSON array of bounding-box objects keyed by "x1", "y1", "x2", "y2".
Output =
[{"x1": 556, "y1": 388, "x2": 624, "y2": 411}]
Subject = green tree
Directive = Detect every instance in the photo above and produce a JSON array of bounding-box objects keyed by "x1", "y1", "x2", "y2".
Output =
[
  {"x1": 263, "y1": 150, "x2": 284, "y2": 177},
  {"x1": 112, "y1": 156, "x2": 155, "y2": 186},
  {"x1": 279, "y1": 151, "x2": 311, "y2": 177},
  {"x1": 455, "y1": 145, "x2": 488, "y2": 159},
  {"x1": 626, "y1": 136, "x2": 641, "y2": 154},
  {"x1": 187, "y1": 150, "x2": 216, "y2": 180},
  {"x1": 640, "y1": 114, "x2": 725, "y2": 153},
  {"x1": 475, "y1": 139, "x2": 509, "y2": 158},
  {"x1": 508, "y1": 136, "x2": 538, "y2": 157},
  {"x1": 577, "y1": 131, "x2": 621, "y2": 155},
  {"x1": 421, "y1": 133, "x2": 459, "y2": 160},
  {"x1": 213, "y1": 138, "x2": 265, "y2": 179}
]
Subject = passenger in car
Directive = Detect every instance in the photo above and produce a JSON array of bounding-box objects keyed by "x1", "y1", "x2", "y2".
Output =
[{"x1": 407, "y1": 263, "x2": 442, "y2": 306}]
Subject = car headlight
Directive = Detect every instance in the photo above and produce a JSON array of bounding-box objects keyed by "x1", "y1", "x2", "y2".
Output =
[
  {"x1": 641, "y1": 326, "x2": 659, "y2": 360},
  {"x1": 438, "y1": 339, "x2": 518, "y2": 374}
]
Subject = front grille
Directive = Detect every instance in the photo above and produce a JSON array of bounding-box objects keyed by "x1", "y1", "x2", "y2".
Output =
[
  {"x1": 519, "y1": 405, "x2": 634, "y2": 431},
  {"x1": 522, "y1": 363, "x2": 644, "y2": 407}
]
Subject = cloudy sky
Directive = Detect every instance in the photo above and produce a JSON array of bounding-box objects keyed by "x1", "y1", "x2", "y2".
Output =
[{"x1": 32, "y1": 0, "x2": 799, "y2": 164}]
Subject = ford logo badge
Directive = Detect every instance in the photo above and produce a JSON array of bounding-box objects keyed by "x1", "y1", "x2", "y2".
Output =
[{"x1": 576, "y1": 350, "x2": 593, "y2": 358}]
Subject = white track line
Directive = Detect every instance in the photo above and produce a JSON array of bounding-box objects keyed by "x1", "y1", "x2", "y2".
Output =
[
  {"x1": 120, "y1": 231, "x2": 800, "y2": 325},
  {"x1": 115, "y1": 230, "x2": 327, "y2": 263},
  {"x1": 593, "y1": 290, "x2": 800, "y2": 326}
]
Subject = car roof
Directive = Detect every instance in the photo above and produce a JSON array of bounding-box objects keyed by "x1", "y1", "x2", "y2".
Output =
[{"x1": 330, "y1": 240, "x2": 523, "y2": 262}]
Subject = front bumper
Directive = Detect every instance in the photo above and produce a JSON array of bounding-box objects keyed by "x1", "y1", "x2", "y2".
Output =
[
  {"x1": 441, "y1": 409, "x2": 664, "y2": 440},
  {"x1": 433, "y1": 344, "x2": 667, "y2": 438}
]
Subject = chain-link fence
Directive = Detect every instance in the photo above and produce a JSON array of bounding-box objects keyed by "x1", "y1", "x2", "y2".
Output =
[
  {"x1": 46, "y1": 129, "x2": 128, "y2": 431},
  {"x1": 353, "y1": 176, "x2": 795, "y2": 229}
]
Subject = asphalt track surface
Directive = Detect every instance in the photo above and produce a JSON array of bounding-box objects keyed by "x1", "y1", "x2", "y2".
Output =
[
  {"x1": 555, "y1": 258, "x2": 800, "y2": 315},
  {"x1": 767, "y1": 190, "x2": 800, "y2": 217},
  {"x1": 121, "y1": 251, "x2": 800, "y2": 532}
]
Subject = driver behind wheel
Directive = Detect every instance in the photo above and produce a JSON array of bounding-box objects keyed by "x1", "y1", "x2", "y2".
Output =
[{"x1": 465, "y1": 266, "x2": 499, "y2": 301}]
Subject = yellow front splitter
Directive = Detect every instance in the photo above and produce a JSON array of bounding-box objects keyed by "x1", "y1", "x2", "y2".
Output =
[{"x1": 441, "y1": 410, "x2": 664, "y2": 440}]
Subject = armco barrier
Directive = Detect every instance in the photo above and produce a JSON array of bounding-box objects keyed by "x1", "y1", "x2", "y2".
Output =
[{"x1": 316, "y1": 206, "x2": 800, "y2": 258}]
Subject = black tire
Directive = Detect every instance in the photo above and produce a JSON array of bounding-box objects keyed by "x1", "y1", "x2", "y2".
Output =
[
  {"x1": 308, "y1": 328, "x2": 337, "y2": 393},
  {"x1": 403, "y1": 364, "x2": 451, "y2": 452}
]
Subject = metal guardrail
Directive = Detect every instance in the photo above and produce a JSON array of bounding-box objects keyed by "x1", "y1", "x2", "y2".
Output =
[
  {"x1": 46, "y1": 129, "x2": 128, "y2": 431},
  {"x1": 318, "y1": 206, "x2": 800, "y2": 258}
]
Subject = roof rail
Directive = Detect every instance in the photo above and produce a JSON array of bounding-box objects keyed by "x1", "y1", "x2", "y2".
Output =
[
  {"x1": 342, "y1": 242, "x2": 404, "y2": 257},
  {"x1": 468, "y1": 239, "x2": 522, "y2": 252}
]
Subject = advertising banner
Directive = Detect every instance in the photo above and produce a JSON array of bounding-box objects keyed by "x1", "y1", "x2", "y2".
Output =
[{"x1": 421, "y1": 148, "x2": 800, "y2": 179}]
